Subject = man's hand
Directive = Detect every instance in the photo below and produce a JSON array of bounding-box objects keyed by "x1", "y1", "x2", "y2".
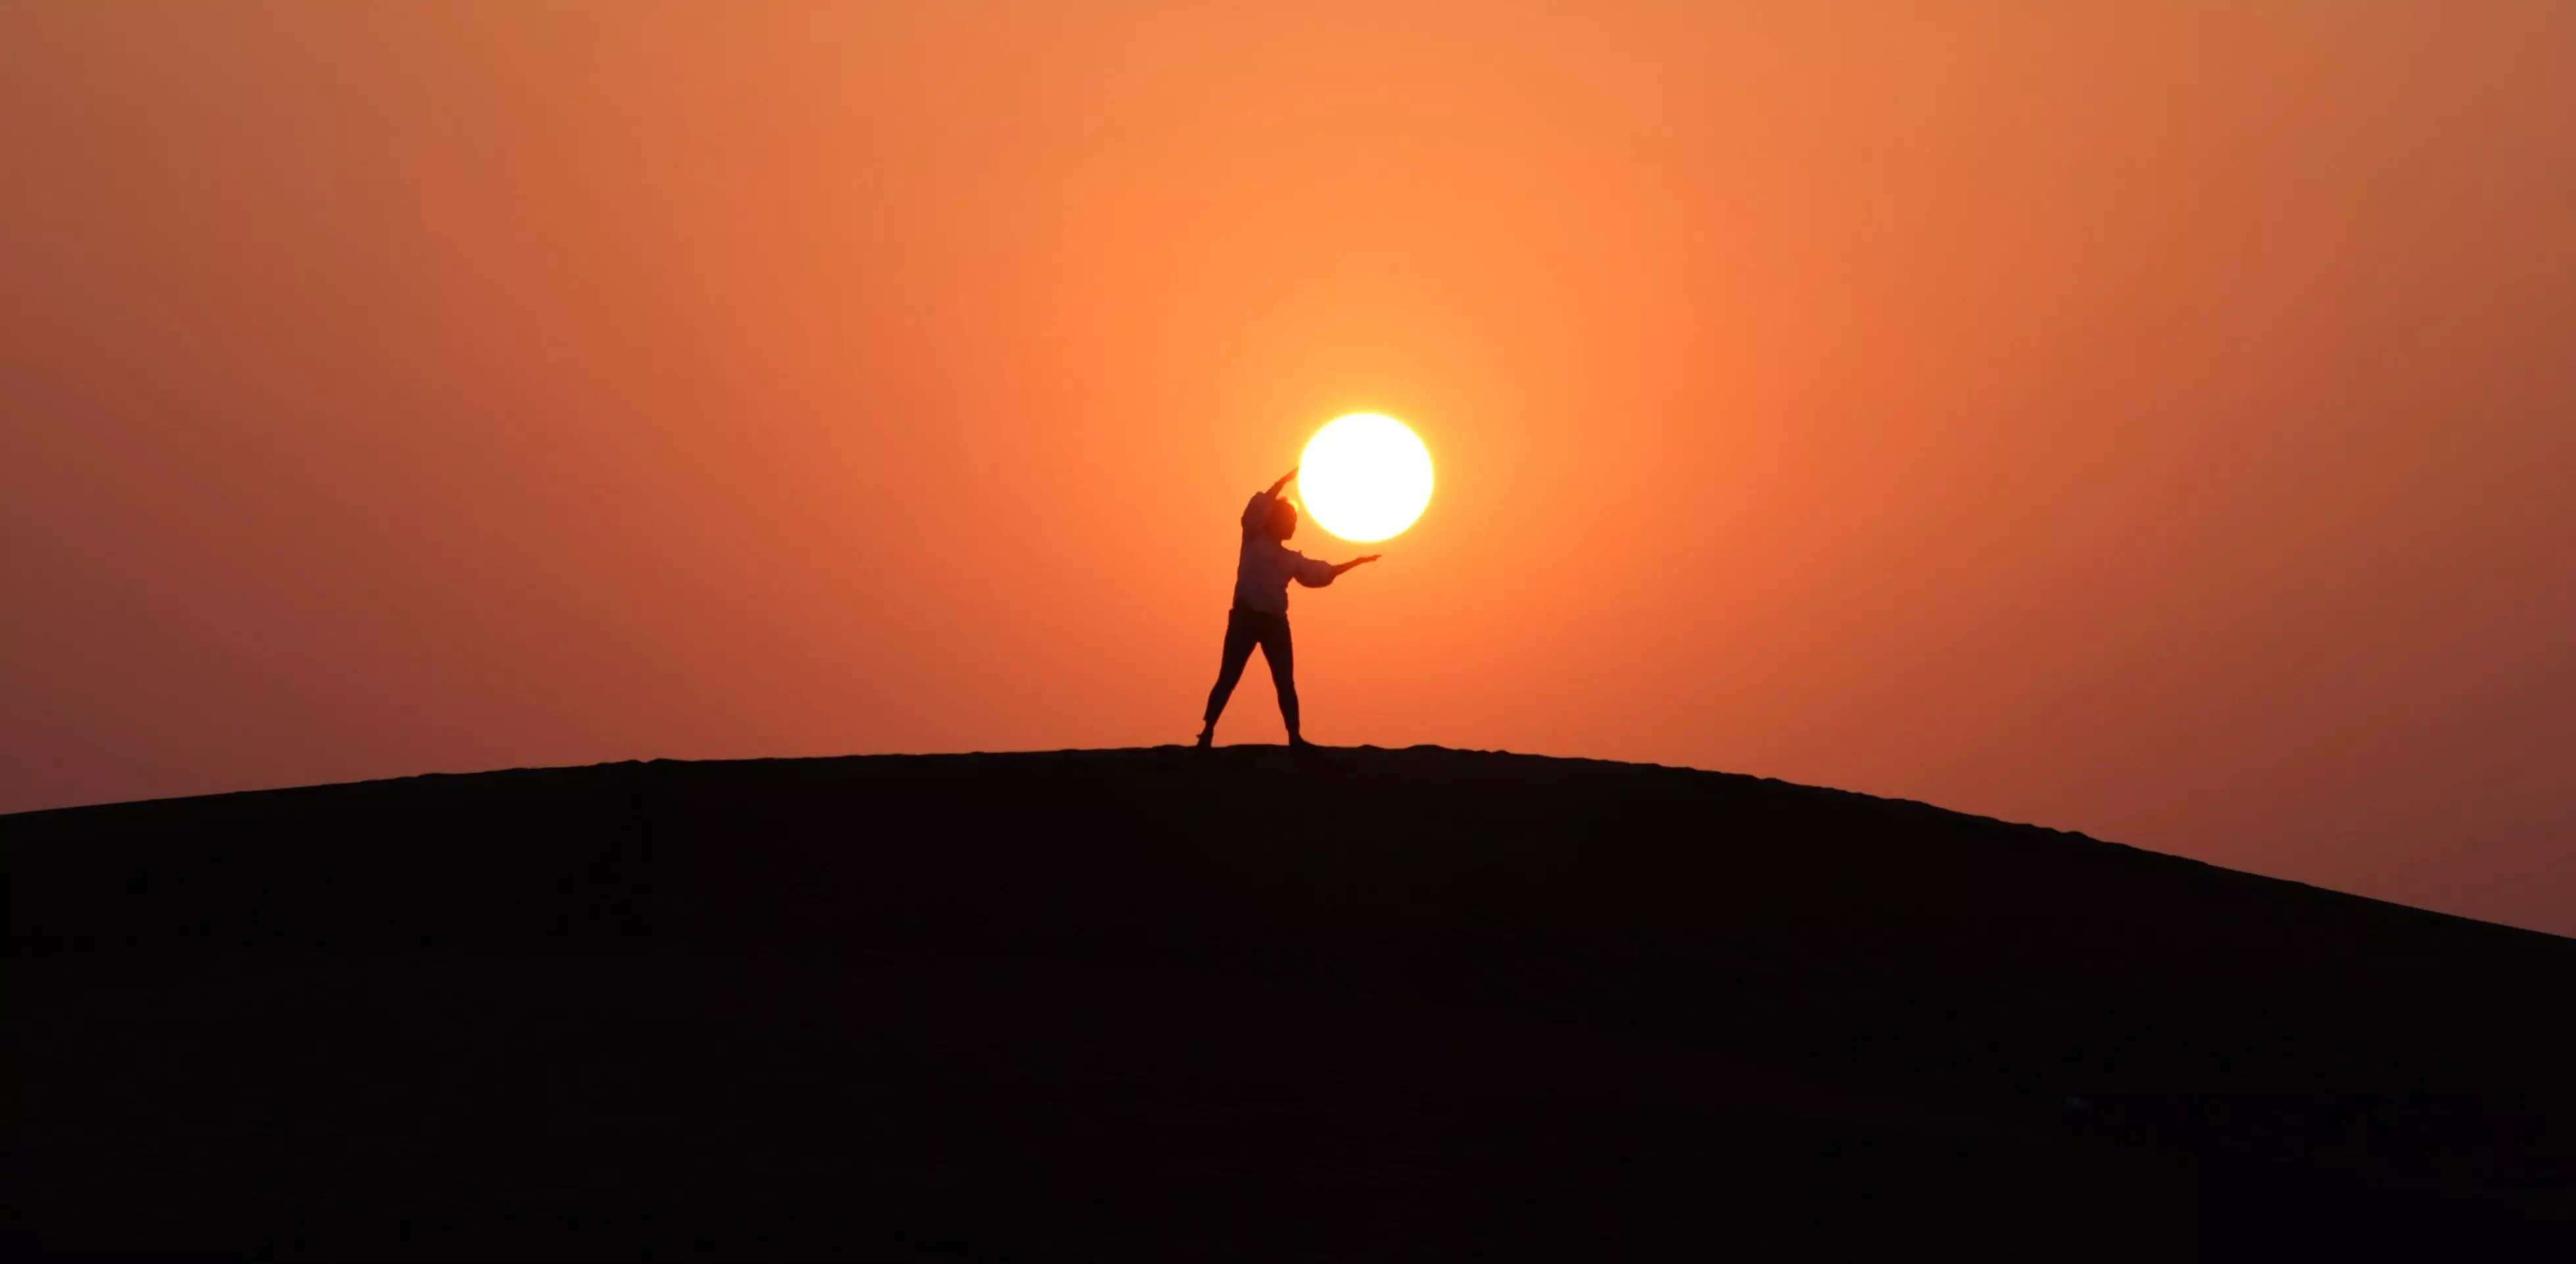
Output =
[
  {"x1": 1333, "y1": 554, "x2": 1381, "y2": 576},
  {"x1": 1268, "y1": 467, "x2": 1299, "y2": 496}
]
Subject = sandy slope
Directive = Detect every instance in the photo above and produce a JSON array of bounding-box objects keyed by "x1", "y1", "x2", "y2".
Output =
[{"x1": 8, "y1": 746, "x2": 2573, "y2": 1257}]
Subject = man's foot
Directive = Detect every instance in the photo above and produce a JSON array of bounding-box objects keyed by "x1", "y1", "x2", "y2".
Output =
[
  {"x1": 1194, "y1": 730, "x2": 1214, "y2": 749},
  {"x1": 1287, "y1": 734, "x2": 1316, "y2": 751}
]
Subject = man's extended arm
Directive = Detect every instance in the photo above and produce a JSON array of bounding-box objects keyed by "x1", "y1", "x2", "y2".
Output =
[
  {"x1": 1266, "y1": 467, "x2": 1298, "y2": 497},
  {"x1": 1293, "y1": 552, "x2": 1377, "y2": 588}
]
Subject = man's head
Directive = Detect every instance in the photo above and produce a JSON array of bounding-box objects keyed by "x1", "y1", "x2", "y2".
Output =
[{"x1": 1269, "y1": 498, "x2": 1299, "y2": 542}]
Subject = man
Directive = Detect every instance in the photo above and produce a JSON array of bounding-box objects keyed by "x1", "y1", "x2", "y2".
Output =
[{"x1": 1196, "y1": 467, "x2": 1379, "y2": 749}]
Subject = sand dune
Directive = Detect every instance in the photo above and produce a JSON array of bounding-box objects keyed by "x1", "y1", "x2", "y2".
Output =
[{"x1": 8, "y1": 746, "x2": 2571, "y2": 1257}]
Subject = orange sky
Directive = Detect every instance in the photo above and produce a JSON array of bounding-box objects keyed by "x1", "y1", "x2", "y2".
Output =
[{"x1": 5, "y1": 3, "x2": 2571, "y2": 933}]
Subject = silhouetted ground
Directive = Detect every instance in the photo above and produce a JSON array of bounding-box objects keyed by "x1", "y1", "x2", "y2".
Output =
[{"x1": 7, "y1": 747, "x2": 2573, "y2": 1259}]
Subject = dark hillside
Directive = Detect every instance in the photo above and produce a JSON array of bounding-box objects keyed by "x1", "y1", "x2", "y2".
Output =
[{"x1": 8, "y1": 747, "x2": 2572, "y2": 1258}]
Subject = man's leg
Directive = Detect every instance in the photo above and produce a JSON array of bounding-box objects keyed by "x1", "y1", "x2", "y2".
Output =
[
  {"x1": 1199, "y1": 611, "x2": 1260, "y2": 743},
  {"x1": 1258, "y1": 615, "x2": 1301, "y2": 742}
]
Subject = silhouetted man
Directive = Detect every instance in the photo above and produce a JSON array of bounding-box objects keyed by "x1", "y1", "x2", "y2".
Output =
[{"x1": 1197, "y1": 467, "x2": 1379, "y2": 749}]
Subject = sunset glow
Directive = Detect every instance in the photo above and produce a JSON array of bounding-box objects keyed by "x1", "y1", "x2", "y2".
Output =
[{"x1": 2, "y1": 2, "x2": 2570, "y2": 936}]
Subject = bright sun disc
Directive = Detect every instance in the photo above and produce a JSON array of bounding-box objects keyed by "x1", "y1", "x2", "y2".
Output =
[{"x1": 1299, "y1": 413, "x2": 1433, "y2": 543}]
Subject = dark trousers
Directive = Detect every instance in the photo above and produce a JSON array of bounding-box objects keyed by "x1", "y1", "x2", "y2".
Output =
[{"x1": 1203, "y1": 607, "x2": 1297, "y2": 735}]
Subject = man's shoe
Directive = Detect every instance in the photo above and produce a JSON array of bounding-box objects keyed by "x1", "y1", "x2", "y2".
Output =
[{"x1": 1194, "y1": 730, "x2": 1213, "y2": 749}]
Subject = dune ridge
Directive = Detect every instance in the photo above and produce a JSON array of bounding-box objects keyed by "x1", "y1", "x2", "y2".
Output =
[{"x1": 9, "y1": 746, "x2": 2572, "y2": 1257}]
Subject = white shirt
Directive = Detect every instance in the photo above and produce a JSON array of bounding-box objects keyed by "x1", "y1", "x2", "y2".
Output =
[{"x1": 1231, "y1": 491, "x2": 1337, "y2": 615}]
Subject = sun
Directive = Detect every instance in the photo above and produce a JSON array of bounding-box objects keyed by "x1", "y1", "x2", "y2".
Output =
[{"x1": 1298, "y1": 413, "x2": 1434, "y2": 543}]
